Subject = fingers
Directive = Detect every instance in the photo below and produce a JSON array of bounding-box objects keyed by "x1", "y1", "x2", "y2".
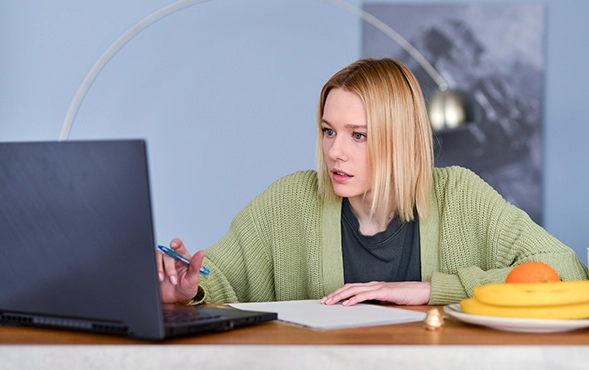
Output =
[
  {"x1": 160, "y1": 238, "x2": 189, "y2": 286},
  {"x1": 170, "y1": 237, "x2": 184, "y2": 250},
  {"x1": 321, "y1": 281, "x2": 432, "y2": 306},
  {"x1": 338, "y1": 289, "x2": 379, "y2": 306},
  {"x1": 190, "y1": 249, "x2": 206, "y2": 270},
  {"x1": 158, "y1": 239, "x2": 206, "y2": 304},
  {"x1": 155, "y1": 246, "x2": 165, "y2": 282},
  {"x1": 183, "y1": 250, "x2": 206, "y2": 287},
  {"x1": 321, "y1": 282, "x2": 381, "y2": 306}
]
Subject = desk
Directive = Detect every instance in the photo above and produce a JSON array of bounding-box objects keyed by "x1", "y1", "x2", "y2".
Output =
[{"x1": 1, "y1": 305, "x2": 588, "y2": 369}]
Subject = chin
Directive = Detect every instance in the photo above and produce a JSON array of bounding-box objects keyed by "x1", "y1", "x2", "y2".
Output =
[
  {"x1": 332, "y1": 187, "x2": 360, "y2": 199},
  {"x1": 331, "y1": 183, "x2": 371, "y2": 200}
]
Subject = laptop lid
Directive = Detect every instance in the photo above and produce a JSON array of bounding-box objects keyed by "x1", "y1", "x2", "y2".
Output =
[{"x1": 0, "y1": 140, "x2": 276, "y2": 340}]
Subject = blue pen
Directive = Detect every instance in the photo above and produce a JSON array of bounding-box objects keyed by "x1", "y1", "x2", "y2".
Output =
[{"x1": 157, "y1": 245, "x2": 210, "y2": 276}]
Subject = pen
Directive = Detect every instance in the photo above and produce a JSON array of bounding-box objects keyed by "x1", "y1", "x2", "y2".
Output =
[{"x1": 157, "y1": 245, "x2": 210, "y2": 276}]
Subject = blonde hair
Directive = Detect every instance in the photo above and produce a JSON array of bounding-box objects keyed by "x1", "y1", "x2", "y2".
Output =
[{"x1": 316, "y1": 58, "x2": 433, "y2": 222}]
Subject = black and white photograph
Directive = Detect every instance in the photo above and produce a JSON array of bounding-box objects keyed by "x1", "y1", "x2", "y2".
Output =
[{"x1": 363, "y1": 3, "x2": 545, "y2": 224}]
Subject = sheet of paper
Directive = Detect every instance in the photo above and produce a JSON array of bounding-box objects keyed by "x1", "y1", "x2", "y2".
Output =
[{"x1": 229, "y1": 299, "x2": 426, "y2": 330}]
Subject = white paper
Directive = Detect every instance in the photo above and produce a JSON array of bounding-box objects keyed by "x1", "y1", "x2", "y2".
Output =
[{"x1": 229, "y1": 299, "x2": 426, "y2": 330}]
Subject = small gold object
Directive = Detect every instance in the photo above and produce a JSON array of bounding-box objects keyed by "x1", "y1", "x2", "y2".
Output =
[{"x1": 423, "y1": 308, "x2": 445, "y2": 331}]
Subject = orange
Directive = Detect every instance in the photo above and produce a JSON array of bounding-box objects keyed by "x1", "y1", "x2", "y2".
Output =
[{"x1": 505, "y1": 261, "x2": 561, "y2": 283}]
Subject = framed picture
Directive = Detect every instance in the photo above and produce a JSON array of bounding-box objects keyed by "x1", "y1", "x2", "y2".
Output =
[{"x1": 363, "y1": 3, "x2": 545, "y2": 224}]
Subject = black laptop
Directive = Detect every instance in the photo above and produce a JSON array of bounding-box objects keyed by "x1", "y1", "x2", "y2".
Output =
[{"x1": 0, "y1": 139, "x2": 276, "y2": 340}]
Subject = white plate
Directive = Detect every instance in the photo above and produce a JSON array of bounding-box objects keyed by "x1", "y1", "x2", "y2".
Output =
[{"x1": 444, "y1": 304, "x2": 589, "y2": 333}]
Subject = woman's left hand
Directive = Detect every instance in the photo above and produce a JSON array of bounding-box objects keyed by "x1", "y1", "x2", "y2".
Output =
[{"x1": 320, "y1": 281, "x2": 431, "y2": 306}]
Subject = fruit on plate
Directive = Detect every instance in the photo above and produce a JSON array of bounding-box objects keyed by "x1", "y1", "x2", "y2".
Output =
[
  {"x1": 459, "y1": 262, "x2": 589, "y2": 320},
  {"x1": 460, "y1": 296, "x2": 589, "y2": 320},
  {"x1": 505, "y1": 261, "x2": 561, "y2": 283},
  {"x1": 473, "y1": 280, "x2": 589, "y2": 307}
]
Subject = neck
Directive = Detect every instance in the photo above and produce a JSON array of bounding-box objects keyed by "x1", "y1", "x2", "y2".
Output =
[{"x1": 347, "y1": 197, "x2": 394, "y2": 236}]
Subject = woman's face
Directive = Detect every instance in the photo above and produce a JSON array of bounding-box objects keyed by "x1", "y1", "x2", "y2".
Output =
[{"x1": 321, "y1": 88, "x2": 372, "y2": 202}]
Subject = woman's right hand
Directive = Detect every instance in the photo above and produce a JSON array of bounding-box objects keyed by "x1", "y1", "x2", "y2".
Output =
[{"x1": 156, "y1": 238, "x2": 206, "y2": 304}]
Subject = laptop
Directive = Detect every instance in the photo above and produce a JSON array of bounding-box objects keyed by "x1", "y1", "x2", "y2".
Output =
[{"x1": 0, "y1": 139, "x2": 277, "y2": 340}]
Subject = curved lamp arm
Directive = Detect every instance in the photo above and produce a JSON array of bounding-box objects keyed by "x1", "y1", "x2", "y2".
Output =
[
  {"x1": 59, "y1": 0, "x2": 212, "y2": 141},
  {"x1": 322, "y1": 0, "x2": 448, "y2": 91},
  {"x1": 59, "y1": 0, "x2": 447, "y2": 141}
]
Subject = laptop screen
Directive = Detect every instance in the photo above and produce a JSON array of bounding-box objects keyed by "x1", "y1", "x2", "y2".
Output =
[{"x1": 0, "y1": 140, "x2": 167, "y2": 339}]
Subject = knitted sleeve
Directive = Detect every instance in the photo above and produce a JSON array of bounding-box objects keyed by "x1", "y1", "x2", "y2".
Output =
[
  {"x1": 194, "y1": 199, "x2": 274, "y2": 303},
  {"x1": 196, "y1": 170, "x2": 326, "y2": 304},
  {"x1": 428, "y1": 167, "x2": 588, "y2": 305}
]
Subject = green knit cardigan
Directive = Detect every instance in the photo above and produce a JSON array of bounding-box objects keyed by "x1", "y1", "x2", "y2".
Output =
[{"x1": 194, "y1": 167, "x2": 588, "y2": 305}]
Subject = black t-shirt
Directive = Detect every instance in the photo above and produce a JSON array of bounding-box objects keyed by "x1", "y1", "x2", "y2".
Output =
[{"x1": 341, "y1": 198, "x2": 421, "y2": 284}]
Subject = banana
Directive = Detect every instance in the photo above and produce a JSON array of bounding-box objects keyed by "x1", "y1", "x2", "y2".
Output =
[
  {"x1": 473, "y1": 280, "x2": 589, "y2": 307},
  {"x1": 460, "y1": 297, "x2": 589, "y2": 320}
]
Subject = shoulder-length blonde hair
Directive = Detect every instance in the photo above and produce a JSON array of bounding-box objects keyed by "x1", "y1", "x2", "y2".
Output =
[{"x1": 316, "y1": 58, "x2": 433, "y2": 222}]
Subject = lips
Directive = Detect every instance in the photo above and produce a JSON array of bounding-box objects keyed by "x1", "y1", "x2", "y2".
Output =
[
  {"x1": 332, "y1": 169, "x2": 351, "y2": 176},
  {"x1": 331, "y1": 169, "x2": 353, "y2": 183}
]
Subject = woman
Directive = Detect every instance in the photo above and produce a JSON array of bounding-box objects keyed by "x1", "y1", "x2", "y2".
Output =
[{"x1": 157, "y1": 58, "x2": 588, "y2": 307}]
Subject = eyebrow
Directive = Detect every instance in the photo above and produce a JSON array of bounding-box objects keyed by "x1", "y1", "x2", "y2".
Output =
[{"x1": 321, "y1": 119, "x2": 367, "y2": 130}]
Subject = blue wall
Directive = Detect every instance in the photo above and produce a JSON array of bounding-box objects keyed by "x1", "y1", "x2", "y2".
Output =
[{"x1": 1, "y1": 0, "x2": 588, "y2": 265}]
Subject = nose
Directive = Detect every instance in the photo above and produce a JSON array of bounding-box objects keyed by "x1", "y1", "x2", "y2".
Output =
[{"x1": 326, "y1": 136, "x2": 348, "y2": 162}]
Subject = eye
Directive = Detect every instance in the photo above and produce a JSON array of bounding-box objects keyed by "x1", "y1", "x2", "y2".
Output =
[
  {"x1": 322, "y1": 127, "x2": 335, "y2": 137},
  {"x1": 353, "y1": 132, "x2": 367, "y2": 141}
]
